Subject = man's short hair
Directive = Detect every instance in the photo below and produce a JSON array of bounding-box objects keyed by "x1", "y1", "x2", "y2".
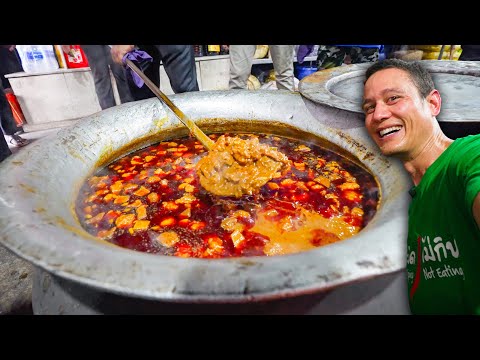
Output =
[{"x1": 365, "y1": 59, "x2": 435, "y2": 98}]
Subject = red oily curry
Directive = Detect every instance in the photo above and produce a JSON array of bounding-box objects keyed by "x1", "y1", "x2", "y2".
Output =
[{"x1": 76, "y1": 133, "x2": 379, "y2": 258}]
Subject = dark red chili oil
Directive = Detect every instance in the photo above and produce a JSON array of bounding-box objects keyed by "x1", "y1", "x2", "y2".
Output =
[{"x1": 75, "y1": 133, "x2": 379, "y2": 258}]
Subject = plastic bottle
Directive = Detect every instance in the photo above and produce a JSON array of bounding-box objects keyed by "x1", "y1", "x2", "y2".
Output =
[{"x1": 15, "y1": 45, "x2": 59, "y2": 73}]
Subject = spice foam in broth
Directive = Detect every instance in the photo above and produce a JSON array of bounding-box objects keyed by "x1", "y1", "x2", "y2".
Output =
[{"x1": 76, "y1": 132, "x2": 380, "y2": 258}]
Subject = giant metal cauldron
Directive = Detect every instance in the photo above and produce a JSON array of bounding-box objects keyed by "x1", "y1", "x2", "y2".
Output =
[{"x1": 0, "y1": 89, "x2": 411, "y2": 314}]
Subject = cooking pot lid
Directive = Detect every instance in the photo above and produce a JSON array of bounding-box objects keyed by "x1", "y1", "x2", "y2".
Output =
[{"x1": 299, "y1": 60, "x2": 480, "y2": 123}]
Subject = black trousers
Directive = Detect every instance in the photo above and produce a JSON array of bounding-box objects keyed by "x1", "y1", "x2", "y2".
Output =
[
  {"x1": 0, "y1": 85, "x2": 13, "y2": 162},
  {"x1": 0, "y1": 46, "x2": 23, "y2": 141},
  {"x1": 0, "y1": 82, "x2": 18, "y2": 136},
  {"x1": 127, "y1": 45, "x2": 199, "y2": 100},
  {"x1": 0, "y1": 47, "x2": 23, "y2": 89},
  {"x1": 82, "y1": 45, "x2": 134, "y2": 110}
]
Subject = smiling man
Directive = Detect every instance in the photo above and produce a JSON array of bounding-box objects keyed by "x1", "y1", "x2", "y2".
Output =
[{"x1": 362, "y1": 59, "x2": 480, "y2": 315}]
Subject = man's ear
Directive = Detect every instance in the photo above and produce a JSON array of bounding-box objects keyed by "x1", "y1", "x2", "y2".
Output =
[{"x1": 427, "y1": 89, "x2": 442, "y2": 116}]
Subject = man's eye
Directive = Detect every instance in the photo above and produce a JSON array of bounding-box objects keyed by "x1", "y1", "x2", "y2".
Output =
[
  {"x1": 364, "y1": 105, "x2": 375, "y2": 114},
  {"x1": 388, "y1": 95, "x2": 399, "y2": 102}
]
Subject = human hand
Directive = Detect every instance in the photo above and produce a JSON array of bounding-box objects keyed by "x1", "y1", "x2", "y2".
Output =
[
  {"x1": 111, "y1": 45, "x2": 135, "y2": 64},
  {"x1": 1, "y1": 45, "x2": 16, "y2": 51},
  {"x1": 61, "y1": 45, "x2": 72, "y2": 54}
]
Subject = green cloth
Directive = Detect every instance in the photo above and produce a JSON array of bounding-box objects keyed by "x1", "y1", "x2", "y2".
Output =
[{"x1": 407, "y1": 134, "x2": 480, "y2": 314}]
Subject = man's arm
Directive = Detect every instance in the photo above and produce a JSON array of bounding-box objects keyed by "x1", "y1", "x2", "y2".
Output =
[
  {"x1": 111, "y1": 45, "x2": 135, "y2": 64},
  {"x1": 473, "y1": 192, "x2": 480, "y2": 230}
]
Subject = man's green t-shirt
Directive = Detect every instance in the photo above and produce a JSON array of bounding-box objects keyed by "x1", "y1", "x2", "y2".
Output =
[{"x1": 407, "y1": 134, "x2": 480, "y2": 314}]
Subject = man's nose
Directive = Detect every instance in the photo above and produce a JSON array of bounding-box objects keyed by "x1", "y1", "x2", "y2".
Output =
[{"x1": 372, "y1": 102, "x2": 391, "y2": 122}]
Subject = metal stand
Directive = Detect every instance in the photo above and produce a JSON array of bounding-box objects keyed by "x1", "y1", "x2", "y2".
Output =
[{"x1": 32, "y1": 267, "x2": 411, "y2": 315}]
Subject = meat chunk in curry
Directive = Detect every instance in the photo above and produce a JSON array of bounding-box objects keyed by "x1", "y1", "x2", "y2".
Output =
[{"x1": 196, "y1": 135, "x2": 291, "y2": 197}]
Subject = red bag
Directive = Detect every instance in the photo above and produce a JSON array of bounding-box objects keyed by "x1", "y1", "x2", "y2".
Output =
[
  {"x1": 62, "y1": 45, "x2": 89, "y2": 68},
  {"x1": 5, "y1": 92, "x2": 25, "y2": 127}
]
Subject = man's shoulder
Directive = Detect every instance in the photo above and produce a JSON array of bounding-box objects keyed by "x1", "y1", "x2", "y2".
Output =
[
  {"x1": 453, "y1": 133, "x2": 480, "y2": 149},
  {"x1": 447, "y1": 134, "x2": 480, "y2": 168},
  {"x1": 459, "y1": 133, "x2": 480, "y2": 140}
]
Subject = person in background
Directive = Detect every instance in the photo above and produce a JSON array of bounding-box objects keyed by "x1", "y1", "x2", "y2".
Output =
[
  {"x1": 111, "y1": 45, "x2": 199, "y2": 99},
  {"x1": 0, "y1": 45, "x2": 29, "y2": 148},
  {"x1": 362, "y1": 58, "x2": 480, "y2": 314},
  {"x1": 229, "y1": 45, "x2": 295, "y2": 91},
  {"x1": 458, "y1": 45, "x2": 480, "y2": 61},
  {"x1": 122, "y1": 45, "x2": 161, "y2": 100},
  {"x1": 296, "y1": 45, "x2": 315, "y2": 64},
  {"x1": 316, "y1": 45, "x2": 380, "y2": 70},
  {"x1": 0, "y1": 138, "x2": 11, "y2": 162},
  {"x1": 62, "y1": 45, "x2": 134, "y2": 110},
  {"x1": 0, "y1": 84, "x2": 19, "y2": 161}
]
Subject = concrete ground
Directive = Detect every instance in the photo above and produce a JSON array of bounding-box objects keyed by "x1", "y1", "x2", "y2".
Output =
[
  {"x1": 1, "y1": 128, "x2": 60, "y2": 315},
  {"x1": 4, "y1": 128, "x2": 60, "y2": 156}
]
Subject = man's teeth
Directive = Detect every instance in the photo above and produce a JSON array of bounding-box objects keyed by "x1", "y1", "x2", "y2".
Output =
[{"x1": 379, "y1": 126, "x2": 402, "y2": 137}]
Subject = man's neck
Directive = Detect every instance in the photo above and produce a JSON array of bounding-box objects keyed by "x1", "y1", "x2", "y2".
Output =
[{"x1": 402, "y1": 131, "x2": 454, "y2": 186}]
